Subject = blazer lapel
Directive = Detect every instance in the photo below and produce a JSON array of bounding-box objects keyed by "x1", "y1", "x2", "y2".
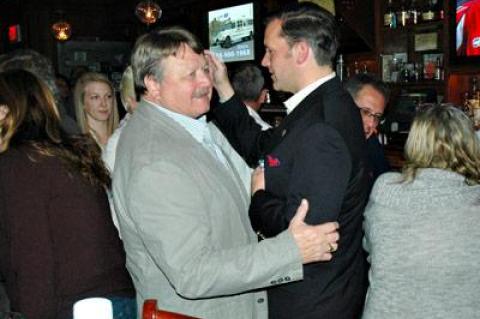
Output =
[{"x1": 266, "y1": 82, "x2": 329, "y2": 152}]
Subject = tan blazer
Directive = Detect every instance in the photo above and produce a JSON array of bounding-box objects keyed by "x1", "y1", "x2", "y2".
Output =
[{"x1": 112, "y1": 100, "x2": 303, "y2": 319}]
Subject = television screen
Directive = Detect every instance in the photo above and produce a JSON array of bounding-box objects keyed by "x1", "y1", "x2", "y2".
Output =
[
  {"x1": 455, "y1": 0, "x2": 480, "y2": 57},
  {"x1": 208, "y1": 3, "x2": 254, "y2": 63}
]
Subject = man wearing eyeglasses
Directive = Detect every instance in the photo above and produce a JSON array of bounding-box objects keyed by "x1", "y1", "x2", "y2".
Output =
[{"x1": 345, "y1": 73, "x2": 391, "y2": 181}]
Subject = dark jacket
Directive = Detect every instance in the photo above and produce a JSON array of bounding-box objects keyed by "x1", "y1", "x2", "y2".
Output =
[
  {"x1": 366, "y1": 136, "x2": 390, "y2": 181},
  {"x1": 213, "y1": 77, "x2": 369, "y2": 319},
  {"x1": 0, "y1": 145, "x2": 134, "y2": 319}
]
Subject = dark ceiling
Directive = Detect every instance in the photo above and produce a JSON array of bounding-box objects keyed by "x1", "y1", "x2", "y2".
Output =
[{"x1": 0, "y1": 0, "x2": 375, "y2": 58}]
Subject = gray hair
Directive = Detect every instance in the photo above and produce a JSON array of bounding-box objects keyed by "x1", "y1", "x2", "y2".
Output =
[
  {"x1": 344, "y1": 73, "x2": 390, "y2": 102},
  {"x1": 231, "y1": 64, "x2": 265, "y2": 101},
  {"x1": 131, "y1": 26, "x2": 204, "y2": 93}
]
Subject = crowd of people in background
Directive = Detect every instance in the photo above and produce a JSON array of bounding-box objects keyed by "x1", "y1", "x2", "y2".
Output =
[{"x1": 0, "y1": 2, "x2": 479, "y2": 319}]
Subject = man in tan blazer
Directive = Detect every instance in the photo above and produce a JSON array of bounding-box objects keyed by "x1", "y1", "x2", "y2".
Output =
[{"x1": 112, "y1": 26, "x2": 339, "y2": 319}]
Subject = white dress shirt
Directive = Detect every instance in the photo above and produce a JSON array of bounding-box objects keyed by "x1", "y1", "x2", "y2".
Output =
[
  {"x1": 284, "y1": 72, "x2": 336, "y2": 115},
  {"x1": 245, "y1": 104, "x2": 271, "y2": 131}
]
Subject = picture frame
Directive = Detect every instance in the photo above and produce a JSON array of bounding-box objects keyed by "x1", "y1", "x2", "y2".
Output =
[
  {"x1": 414, "y1": 32, "x2": 438, "y2": 52},
  {"x1": 423, "y1": 53, "x2": 443, "y2": 80},
  {"x1": 381, "y1": 54, "x2": 393, "y2": 82}
]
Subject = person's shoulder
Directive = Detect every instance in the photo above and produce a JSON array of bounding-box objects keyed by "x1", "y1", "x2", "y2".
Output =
[
  {"x1": 1, "y1": 144, "x2": 41, "y2": 163},
  {"x1": 371, "y1": 172, "x2": 402, "y2": 196}
]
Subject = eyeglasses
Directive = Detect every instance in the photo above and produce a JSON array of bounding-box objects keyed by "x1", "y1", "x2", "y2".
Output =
[{"x1": 359, "y1": 107, "x2": 384, "y2": 123}]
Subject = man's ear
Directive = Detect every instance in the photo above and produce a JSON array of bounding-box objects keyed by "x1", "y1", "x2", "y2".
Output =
[
  {"x1": 293, "y1": 41, "x2": 310, "y2": 65},
  {"x1": 144, "y1": 75, "x2": 161, "y2": 95},
  {"x1": 258, "y1": 88, "x2": 268, "y2": 104}
]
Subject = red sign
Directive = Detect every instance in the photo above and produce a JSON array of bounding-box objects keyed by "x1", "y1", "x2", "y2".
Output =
[{"x1": 8, "y1": 25, "x2": 21, "y2": 43}]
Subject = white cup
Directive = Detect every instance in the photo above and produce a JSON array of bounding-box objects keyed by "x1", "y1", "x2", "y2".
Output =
[{"x1": 73, "y1": 297, "x2": 113, "y2": 319}]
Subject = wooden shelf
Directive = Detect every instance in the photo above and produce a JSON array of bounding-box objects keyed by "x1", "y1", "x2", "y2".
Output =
[{"x1": 382, "y1": 20, "x2": 443, "y2": 33}]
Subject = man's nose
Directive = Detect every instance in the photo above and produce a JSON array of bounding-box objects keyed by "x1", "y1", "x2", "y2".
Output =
[
  {"x1": 261, "y1": 54, "x2": 269, "y2": 67},
  {"x1": 365, "y1": 116, "x2": 377, "y2": 128}
]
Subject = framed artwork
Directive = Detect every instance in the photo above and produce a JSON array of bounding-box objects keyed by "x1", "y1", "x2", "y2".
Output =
[
  {"x1": 414, "y1": 32, "x2": 438, "y2": 52},
  {"x1": 423, "y1": 53, "x2": 443, "y2": 80}
]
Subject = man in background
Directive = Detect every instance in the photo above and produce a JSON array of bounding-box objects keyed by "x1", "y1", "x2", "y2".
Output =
[
  {"x1": 345, "y1": 73, "x2": 390, "y2": 180},
  {"x1": 231, "y1": 63, "x2": 271, "y2": 130}
]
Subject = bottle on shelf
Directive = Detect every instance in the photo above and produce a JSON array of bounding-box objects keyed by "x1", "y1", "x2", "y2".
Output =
[
  {"x1": 390, "y1": 56, "x2": 400, "y2": 82},
  {"x1": 336, "y1": 54, "x2": 345, "y2": 82},
  {"x1": 469, "y1": 77, "x2": 480, "y2": 103},
  {"x1": 412, "y1": 62, "x2": 421, "y2": 81},
  {"x1": 421, "y1": 0, "x2": 436, "y2": 22},
  {"x1": 362, "y1": 63, "x2": 368, "y2": 74},
  {"x1": 409, "y1": 0, "x2": 419, "y2": 25},
  {"x1": 398, "y1": 0, "x2": 410, "y2": 27},
  {"x1": 433, "y1": 0, "x2": 444, "y2": 20},
  {"x1": 462, "y1": 91, "x2": 473, "y2": 118},
  {"x1": 354, "y1": 61, "x2": 360, "y2": 75},
  {"x1": 469, "y1": 77, "x2": 480, "y2": 127},
  {"x1": 384, "y1": 0, "x2": 397, "y2": 29},
  {"x1": 434, "y1": 57, "x2": 443, "y2": 80}
]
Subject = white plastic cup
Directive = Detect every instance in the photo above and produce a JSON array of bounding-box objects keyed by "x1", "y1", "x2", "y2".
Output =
[{"x1": 73, "y1": 297, "x2": 113, "y2": 319}]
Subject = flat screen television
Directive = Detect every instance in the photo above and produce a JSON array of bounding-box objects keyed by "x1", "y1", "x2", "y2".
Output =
[
  {"x1": 450, "y1": 0, "x2": 480, "y2": 64},
  {"x1": 208, "y1": 2, "x2": 255, "y2": 63}
]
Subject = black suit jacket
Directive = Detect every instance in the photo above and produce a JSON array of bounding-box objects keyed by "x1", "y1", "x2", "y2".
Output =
[
  {"x1": 213, "y1": 77, "x2": 370, "y2": 319},
  {"x1": 366, "y1": 136, "x2": 390, "y2": 181}
]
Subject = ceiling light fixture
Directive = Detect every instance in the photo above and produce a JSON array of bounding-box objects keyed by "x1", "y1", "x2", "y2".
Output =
[
  {"x1": 51, "y1": 11, "x2": 72, "y2": 41},
  {"x1": 135, "y1": 1, "x2": 162, "y2": 25}
]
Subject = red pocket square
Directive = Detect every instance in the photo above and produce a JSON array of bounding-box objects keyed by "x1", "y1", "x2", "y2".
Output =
[{"x1": 266, "y1": 154, "x2": 281, "y2": 167}]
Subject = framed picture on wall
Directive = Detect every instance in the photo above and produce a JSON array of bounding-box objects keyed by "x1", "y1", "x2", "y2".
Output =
[
  {"x1": 414, "y1": 32, "x2": 438, "y2": 52},
  {"x1": 423, "y1": 53, "x2": 443, "y2": 80}
]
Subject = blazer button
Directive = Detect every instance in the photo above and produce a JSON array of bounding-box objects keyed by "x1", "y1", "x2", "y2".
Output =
[
  {"x1": 284, "y1": 276, "x2": 291, "y2": 281},
  {"x1": 257, "y1": 298, "x2": 265, "y2": 304},
  {"x1": 277, "y1": 278, "x2": 284, "y2": 283},
  {"x1": 270, "y1": 280, "x2": 277, "y2": 285}
]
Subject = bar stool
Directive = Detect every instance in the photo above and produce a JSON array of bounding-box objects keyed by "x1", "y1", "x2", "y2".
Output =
[{"x1": 142, "y1": 299, "x2": 200, "y2": 319}]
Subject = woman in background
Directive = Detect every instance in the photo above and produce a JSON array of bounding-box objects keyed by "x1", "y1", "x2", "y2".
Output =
[
  {"x1": 0, "y1": 69, "x2": 135, "y2": 319},
  {"x1": 74, "y1": 72, "x2": 119, "y2": 149},
  {"x1": 362, "y1": 104, "x2": 480, "y2": 319}
]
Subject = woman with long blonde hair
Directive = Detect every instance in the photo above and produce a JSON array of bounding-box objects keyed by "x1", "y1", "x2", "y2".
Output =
[
  {"x1": 74, "y1": 72, "x2": 119, "y2": 148},
  {"x1": 362, "y1": 104, "x2": 480, "y2": 319}
]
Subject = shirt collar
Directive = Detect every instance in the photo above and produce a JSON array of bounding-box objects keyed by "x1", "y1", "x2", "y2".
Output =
[
  {"x1": 145, "y1": 98, "x2": 209, "y2": 145},
  {"x1": 284, "y1": 72, "x2": 336, "y2": 115}
]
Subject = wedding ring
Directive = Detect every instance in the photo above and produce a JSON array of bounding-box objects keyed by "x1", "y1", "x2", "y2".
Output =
[{"x1": 328, "y1": 243, "x2": 335, "y2": 253}]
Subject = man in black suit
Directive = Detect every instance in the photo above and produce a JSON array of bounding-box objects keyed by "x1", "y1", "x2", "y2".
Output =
[{"x1": 209, "y1": 3, "x2": 369, "y2": 319}]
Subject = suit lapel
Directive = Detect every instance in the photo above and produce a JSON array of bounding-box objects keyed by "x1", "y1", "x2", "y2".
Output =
[
  {"x1": 266, "y1": 81, "x2": 330, "y2": 152},
  {"x1": 139, "y1": 102, "x2": 250, "y2": 220}
]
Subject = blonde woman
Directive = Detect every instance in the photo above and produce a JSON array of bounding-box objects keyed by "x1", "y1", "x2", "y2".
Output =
[
  {"x1": 74, "y1": 72, "x2": 119, "y2": 149},
  {"x1": 362, "y1": 104, "x2": 480, "y2": 319}
]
